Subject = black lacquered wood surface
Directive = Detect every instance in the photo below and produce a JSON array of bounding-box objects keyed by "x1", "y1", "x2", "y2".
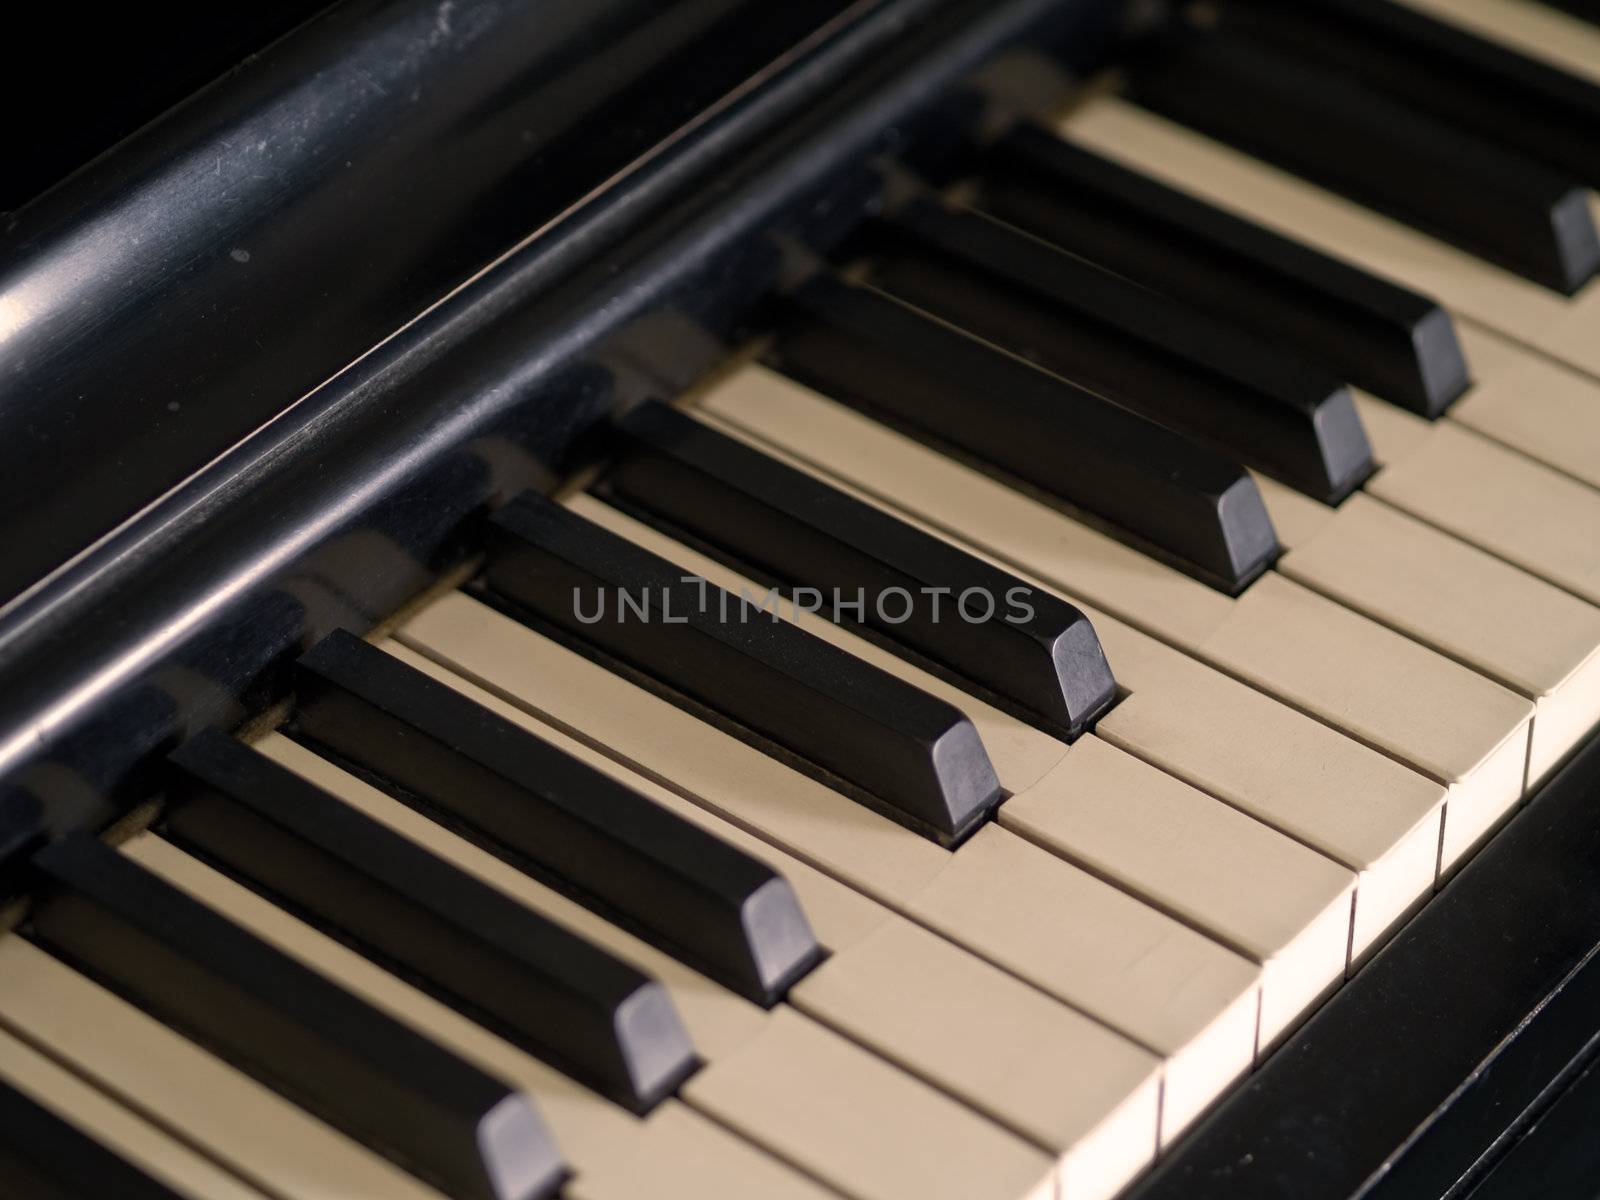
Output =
[
  {"x1": 1124, "y1": 728, "x2": 1600, "y2": 1200},
  {"x1": 0, "y1": 0, "x2": 1115, "y2": 888}
]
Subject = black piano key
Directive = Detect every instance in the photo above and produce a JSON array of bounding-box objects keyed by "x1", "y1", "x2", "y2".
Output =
[
  {"x1": 24, "y1": 835, "x2": 564, "y2": 1200},
  {"x1": 0, "y1": 1078, "x2": 184, "y2": 1200},
  {"x1": 1218, "y1": 0, "x2": 1600, "y2": 190},
  {"x1": 1, "y1": 788, "x2": 47, "y2": 894},
  {"x1": 771, "y1": 274, "x2": 1279, "y2": 594},
  {"x1": 1125, "y1": 28, "x2": 1600, "y2": 294},
  {"x1": 871, "y1": 199, "x2": 1374, "y2": 503},
  {"x1": 291, "y1": 630, "x2": 824, "y2": 1003},
  {"x1": 482, "y1": 494, "x2": 1004, "y2": 845},
  {"x1": 984, "y1": 126, "x2": 1470, "y2": 417},
  {"x1": 597, "y1": 400, "x2": 1117, "y2": 739},
  {"x1": 164, "y1": 729, "x2": 698, "y2": 1114}
]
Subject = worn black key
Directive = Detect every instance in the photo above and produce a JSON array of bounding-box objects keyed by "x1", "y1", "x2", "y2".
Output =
[
  {"x1": 0, "y1": 1078, "x2": 184, "y2": 1200},
  {"x1": 598, "y1": 400, "x2": 1117, "y2": 738},
  {"x1": 984, "y1": 126, "x2": 1470, "y2": 417},
  {"x1": 1218, "y1": 0, "x2": 1600, "y2": 190},
  {"x1": 292, "y1": 630, "x2": 824, "y2": 1001},
  {"x1": 479, "y1": 494, "x2": 1003, "y2": 844},
  {"x1": 871, "y1": 199, "x2": 1373, "y2": 503},
  {"x1": 164, "y1": 729, "x2": 697, "y2": 1113},
  {"x1": 24, "y1": 835, "x2": 563, "y2": 1200},
  {"x1": 1126, "y1": 27, "x2": 1600, "y2": 293},
  {"x1": 771, "y1": 274, "x2": 1279, "y2": 593},
  {"x1": 483, "y1": 492, "x2": 998, "y2": 838}
]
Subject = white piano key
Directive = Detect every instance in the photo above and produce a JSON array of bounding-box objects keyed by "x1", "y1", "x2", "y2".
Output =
[
  {"x1": 0, "y1": 936, "x2": 449, "y2": 1200},
  {"x1": 270, "y1": 709, "x2": 1165, "y2": 1200},
  {"x1": 1248, "y1": 472, "x2": 1338, "y2": 553},
  {"x1": 696, "y1": 366, "x2": 1531, "y2": 872},
  {"x1": 573, "y1": 492, "x2": 1352, "y2": 1050},
  {"x1": 120, "y1": 833, "x2": 840, "y2": 1200},
  {"x1": 250, "y1": 735, "x2": 1057, "y2": 1200},
  {"x1": 1059, "y1": 94, "x2": 1600, "y2": 383},
  {"x1": 1353, "y1": 392, "x2": 1600, "y2": 609},
  {"x1": 998, "y1": 737, "x2": 1353, "y2": 1048},
  {"x1": 683, "y1": 1006, "x2": 1053, "y2": 1200},
  {"x1": 902, "y1": 824, "x2": 1258, "y2": 1143},
  {"x1": 396, "y1": 592, "x2": 1260, "y2": 1145},
  {"x1": 1088, "y1": 616, "x2": 1446, "y2": 961},
  {"x1": 1277, "y1": 492, "x2": 1600, "y2": 791},
  {"x1": 788, "y1": 917, "x2": 1159, "y2": 1200},
  {"x1": 0, "y1": 1024, "x2": 267, "y2": 1200},
  {"x1": 1197, "y1": 573, "x2": 1533, "y2": 870},
  {"x1": 1449, "y1": 322, "x2": 1600, "y2": 490}
]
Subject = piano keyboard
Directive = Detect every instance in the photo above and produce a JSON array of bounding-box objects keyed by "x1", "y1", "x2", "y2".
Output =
[{"x1": 5, "y1": 0, "x2": 1600, "y2": 1198}]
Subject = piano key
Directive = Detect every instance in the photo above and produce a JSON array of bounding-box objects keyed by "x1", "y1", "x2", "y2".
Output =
[
  {"x1": 983, "y1": 125, "x2": 1470, "y2": 417},
  {"x1": 483, "y1": 490, "x2": 1002, "y2": 845},
  {"x1": 1058, "y1": 93, "x2": 1600, "y2": 380},
  {"x1": 1254, "y1": 466, "x2": 1600, "y2": 791},
  {"x1": 789, "y1": 915, "x2": 1161, "y2": 1200},
  {"x1": 1125, "y1": 27, "x2": 1600, "y2": 294},
  {"x1": 0, "y1": 936, "x2": 451, "y2": 1200},
  {"x1": 1168, "y1": 575, "x2": 1535, "y2": 867},
  {"x1": 274, "y1": 689, "x2": 1164, "y2": 1199},
  {"x1": 1246, "y1": 473, "x2": 1338, "y2": 554},
  {"x1": 1352, "y1": 392, "x2": 1600, "y2": 609},
  {"x1": 292, "y1": 628, "x2": 822, "y2": 1006},
  {"x1": 998, "y1": 737, "x2": 1353, "y2": 1048},
  {"x1": 682, "y1": 1005, "x2": 1057, "y2": 1200},
  {"x1": 772, "y1": 273, "x2": 1280, "y2": 593},
  {"x1": 24, "y1": 835, "x2": 562, "y2": 1200},
  {"x1": 396, "y1": 590, "x2": 1261, "y2": 1143},
  {"x1": 869, "y1": 199, "x2": 1374, "y2": 502},
  {"x1": 597, "y1": 399, "x2": 1116, "y2": 738},
  {"x1": 1446, "y1": 320, "x2": 1600, "y2": 489},
  {"x1": 1211, "y1": 0, "x2": 1600, "y2": 189},
  {"x1": 696, "y1": 366, "x2": 1533, "y2": 877},
  {"x1": 163, "y1": 729, "x2": 697, "y2": 1113},
  {"x1": 245, "y1": 737, "x2": 1058, "y2": 1200},
  {"x1": 1121, "y1": 725, "x2": 1600, "y2": 1200},
  {"x1": 1276, "y1": 492, "x2": 1600, "y2": 790},
  {"x1": 254, "y1": 738, "x2": 762, "y2": 1068},
  {"x1": 121, "y1": 831, "x2": 841, "y2": 1200},
  {"x1": 1, "y1": 788, "x2": 47, "y2": 889},
  {"x1": 0, "y1": 1026, "x2": 262, "y2": 1200},
  {"x1": 906, "y1": 824, "x2": 1258, "y2": 1145},
  {"x1": 564, "y1": 491, "x2": 1070, "y2": 794},
  {"x1": 1086, "y1": 613, "x2": 1446, "y2": 962},
  {"x1": 574, "y1": 489, "x2": 1354, "y2": 1046}
]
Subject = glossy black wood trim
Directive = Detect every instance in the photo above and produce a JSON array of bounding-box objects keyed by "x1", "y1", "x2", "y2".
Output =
[
  {"x1": 0, "y1": 0, "x2": 1121, "y2": 889},
  {"x1": 0, "y1": 0, "x2": 859, "y2": 609}
]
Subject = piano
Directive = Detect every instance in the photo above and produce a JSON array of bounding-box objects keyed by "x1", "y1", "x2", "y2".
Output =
[{"x1": 2, "y1": 0, "x2": 1599, "y2": 1196}]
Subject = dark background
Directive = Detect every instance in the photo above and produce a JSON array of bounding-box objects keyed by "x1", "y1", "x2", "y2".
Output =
[{"x1": 2, "y1": 5, "x2": 333, "y2": 213}]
